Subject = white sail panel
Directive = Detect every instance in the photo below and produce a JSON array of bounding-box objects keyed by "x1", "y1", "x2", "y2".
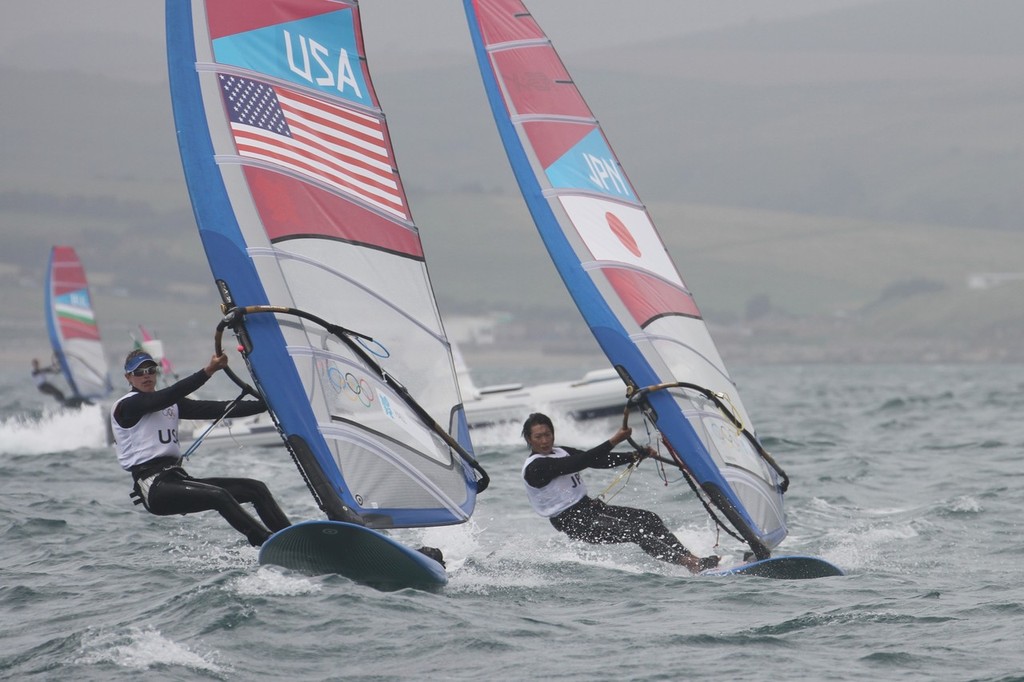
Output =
[{"x1": 558, "y1": 196, "x2": 684, "y2": 287}]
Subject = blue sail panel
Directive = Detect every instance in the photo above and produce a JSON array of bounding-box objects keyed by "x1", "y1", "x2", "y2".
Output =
[
  {"x1": 543, "y1": 127, "x2": 636, "y2": 200},
  {"x1": 212, "y1": 12, "x2": 372, "y2": 107}
]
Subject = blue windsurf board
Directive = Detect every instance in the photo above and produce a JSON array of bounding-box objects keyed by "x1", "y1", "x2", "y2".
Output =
[
  {"x1": 703, "y1": 555, "x2": 844, "y2": 580},
  {"x1": 259, "y1": 520, "x2": 447, "y2": 590}
]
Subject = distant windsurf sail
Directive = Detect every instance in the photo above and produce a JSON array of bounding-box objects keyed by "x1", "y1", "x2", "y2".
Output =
[
  {"x1": 167, "y1": 0, "x2": 487, "y2": 529},
  {"x1": 464, "y1": 0, "x2": 787, "y2": 556},
  {"x1": 135, "y1": 325, "x2": 177, "y2": 381},
  {"x1": 44, "y1": 246, "x2": 112, "y2": 402}
]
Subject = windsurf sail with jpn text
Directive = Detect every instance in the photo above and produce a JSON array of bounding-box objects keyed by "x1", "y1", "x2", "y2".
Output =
[
  {"x1": 167, "y1": 0, "x2": 487, "y2": 530},
  {"x1": 44, "y1": 246, "x2": 113, "y2": 403},
  {"x1": 464, "y1": 0, "x2": 787, "y2": 558}
]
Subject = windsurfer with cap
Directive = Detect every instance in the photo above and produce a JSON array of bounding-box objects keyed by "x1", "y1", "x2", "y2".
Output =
[
  {"x1": 521, "y1": 412, "x2": 719, "y2": 573},
  {"x1": 110, "y1": 349, "x2": 291, "y2": 547}
]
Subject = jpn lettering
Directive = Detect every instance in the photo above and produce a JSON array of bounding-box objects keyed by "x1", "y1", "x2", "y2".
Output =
[{"x1": 584, "y1": 153, "x2": 628, "y2": 195}]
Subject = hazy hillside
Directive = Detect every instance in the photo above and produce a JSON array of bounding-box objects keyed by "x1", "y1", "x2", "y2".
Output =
[
  {"x1": 2, "y1": 0, "x2": 1022, "y2": 371},
  {"x1": 572, "y1": 0, "x2": 1024, "y2": 231}
]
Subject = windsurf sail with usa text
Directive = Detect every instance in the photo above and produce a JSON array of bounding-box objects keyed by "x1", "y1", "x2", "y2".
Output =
[
  {"x1": 463, "y1": 0, "x2": 795, "y2": 561},
  {"x1": 167, "y1": 0, "x2": 488, "y2": 537},
  {"x1": 45, "y1": 246, "x2": 113, "y2": 405}
]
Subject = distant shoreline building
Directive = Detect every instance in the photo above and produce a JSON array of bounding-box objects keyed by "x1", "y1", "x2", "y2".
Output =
[{"x1": 967, "y1": 273, "x2": 1024, "y2": 290}]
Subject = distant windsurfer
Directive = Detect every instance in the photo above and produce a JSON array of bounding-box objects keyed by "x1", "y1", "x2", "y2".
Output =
[
  {"x1": 31, "y1": 357, "x2": 67, "y2": 404},
  {"x1": 110, "y1": 349, "x2": 291, "y2": 547},
  {"x1": 521, "y1": 412, "x2": 719, "y2": 573}
]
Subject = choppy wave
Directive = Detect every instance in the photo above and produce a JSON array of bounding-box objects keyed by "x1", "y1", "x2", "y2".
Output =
[
  {"x1": 0, "y1": 403, "x2": 108, "y2": 454},
  {"x1": 3, "y1": 364, "x2": 1024, "y2": 681},
  {"x1": 74, "y1": 627, "x2": 228, "y2": 676}
]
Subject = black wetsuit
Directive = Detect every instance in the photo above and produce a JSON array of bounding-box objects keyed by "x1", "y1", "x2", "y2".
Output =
[
  {"x1": 524, "y1": 442, "x2": 696, "y2": 564},
  {"x1": 113, "y1": 370, "x2": 291, "y2": 547},
  {"x1": 32, "y1": 367, "x2": 66, "y2": 403}
]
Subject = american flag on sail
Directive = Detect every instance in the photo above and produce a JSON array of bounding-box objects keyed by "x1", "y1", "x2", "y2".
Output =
[{"x1": 218, "y1": 74, "x2": 407, "y2": 220}]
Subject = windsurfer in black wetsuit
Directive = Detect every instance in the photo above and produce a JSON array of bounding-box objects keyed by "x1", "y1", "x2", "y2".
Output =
[
  {"x1": 521, "y1": 412, "x2": 719, "y2": 573},
  {"x1": 31, "y1": 357, "x2": 67, "y2": 404},
  {"x1": 110, "y1": 349, "x2": 291, "y2": 547}
]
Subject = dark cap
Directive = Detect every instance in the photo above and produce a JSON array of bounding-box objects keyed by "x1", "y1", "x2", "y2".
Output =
[{"x1": 124, "y1": 351, "x2": 157, "y2": 373}]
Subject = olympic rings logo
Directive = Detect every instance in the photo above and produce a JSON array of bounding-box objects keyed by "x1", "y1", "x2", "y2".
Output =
[{"x1": 326, "y1": 366, "x2": 376, "y2": 408}]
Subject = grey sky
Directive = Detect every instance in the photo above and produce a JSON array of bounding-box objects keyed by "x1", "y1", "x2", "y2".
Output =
[
  {"x1": 0, "y1": 0, "x2": 886, "y2": 77},
  {"x1": 0, "y1": 1, "x2": 884, "y2": 42}
]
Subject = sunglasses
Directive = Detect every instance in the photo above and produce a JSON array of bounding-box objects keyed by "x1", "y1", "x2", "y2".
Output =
[{"x1": 129, "y1": 366, "x2": 160, "y2": 377}]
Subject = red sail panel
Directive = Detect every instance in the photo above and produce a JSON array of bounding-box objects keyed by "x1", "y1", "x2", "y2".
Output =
[
  {"x1": 50, "y1": 248, "x2": 101, "y2": 341},
  {"x1": 246, "y1": 167, "x2": 423, "y2": 259},
  {"x1": 475, "y1": 0, "x2": 544, "y2": 45},
  {"x1": 492, "y1": 46, "x2": 591, "y2": 118},
  {"x1": 59, "y1": 318, "x2": 101, "y2": 341},
  {"x1": 206, "y1": 0, "x2": 347, "y2": 40},
  {"x1": 603, "y1": 267, "x2": 702, "y2": 327},
  {"x1": 521, "y1": 120, "x2": 594, "y2": 174},
  {"x1": 49, "y1": 246, "x2": 86, "y2": 296}
]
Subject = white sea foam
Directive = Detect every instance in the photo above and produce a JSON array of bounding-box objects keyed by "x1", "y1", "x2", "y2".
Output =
[
  {"x1": 0, "y1": 403, "x2": 108, "y2": 454},
  {"x1": 407, "y1": 519, "x2": 485, "y2": 574},
  {"x1": 821, "y1": 518, "x2": 921, "y2": 573},
  {"x1": 229, "y1": 566, "x2": 322, "y2": 597},
  {"x1": 166, "y1": 526, "x2": 261, "y2": 572},
  {"x1": 75, "y1": 626, "x2": 226, "y2": 674},
  {"x1": 948, "y1": 495, "x2": 982, "y2": 513}
]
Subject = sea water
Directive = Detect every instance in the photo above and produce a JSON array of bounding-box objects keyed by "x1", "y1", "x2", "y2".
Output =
[{"x1": 1, "y1": 364, "x2": 1023, "y2": 681}]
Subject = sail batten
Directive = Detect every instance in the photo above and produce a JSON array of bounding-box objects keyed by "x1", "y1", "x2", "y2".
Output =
[
  {"x1": 511, "y1": 113, "x2": 596, "y2": 125},
  {"x1": 169, "y1": 0, "x2": 480, "y2": 530},
  {"x1": 465, "y1": 0, "x2": 786, "y2": 552}
]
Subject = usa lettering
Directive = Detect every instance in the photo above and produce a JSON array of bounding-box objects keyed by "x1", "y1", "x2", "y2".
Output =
[
  {"x1": 584, "y1": 153, "x2": 628, "y2": 195},
  {"x1": 284, "y1": 30, "x2": 362, "y2": 98},
  {"x1": 158, "y1": 428, "x2": 178, "y2": 445}
]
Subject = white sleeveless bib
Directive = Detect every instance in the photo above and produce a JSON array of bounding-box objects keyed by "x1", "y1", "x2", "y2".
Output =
[
  {"x1": 111, "y1": 392, "x2": 182, "y2": 470},
  {"x1": 522, "y1": 447, "x2": 588, "y2": 518}
]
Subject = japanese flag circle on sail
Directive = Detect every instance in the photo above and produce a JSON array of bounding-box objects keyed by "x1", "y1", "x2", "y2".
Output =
[{"x1": 558, "y1": 195, "x2": 684, "y2": 287}]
